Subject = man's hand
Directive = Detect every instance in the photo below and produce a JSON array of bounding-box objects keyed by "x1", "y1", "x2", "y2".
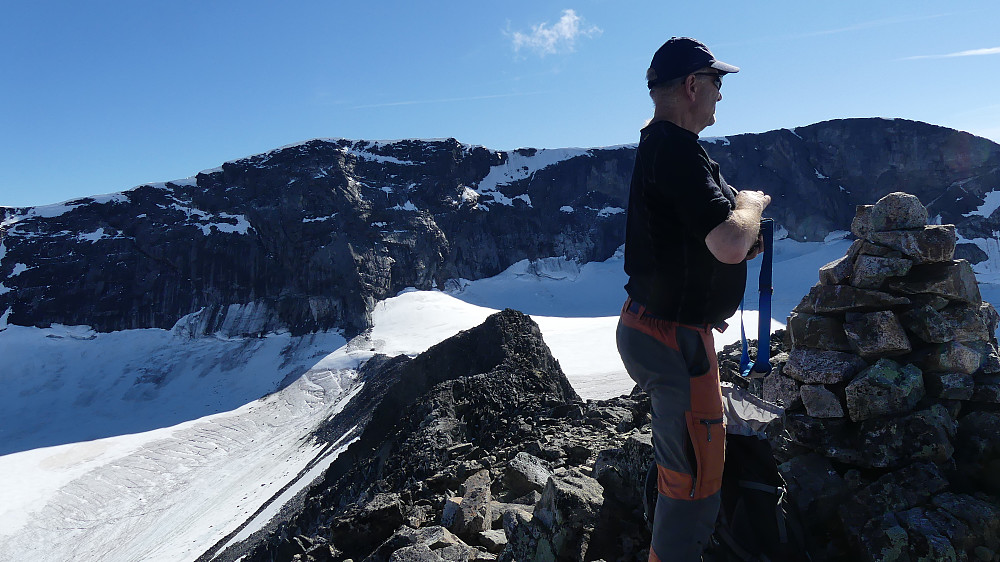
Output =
[
  {"x1": 705, "y1": 189, "x2": 772, "y2": 264},
  {"x1": 735, "y1": 190, "x2": 771, "y2": 214}
]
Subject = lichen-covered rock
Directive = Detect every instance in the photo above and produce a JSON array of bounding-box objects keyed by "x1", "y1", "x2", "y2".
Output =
[
  {"x1": 800, "y1": 384, "x2": 845, "y2": 418},
  {"x1": 838, "y1": 462, "x2": 950, "y2": 540},
  {"x1": 852, "y1": 204, "x2": 874, "y2": 239},
  {"x1": 845, "y1": 359, "x2": 925, "y2": 421},
  {"x1": 843, "y1": 310, "x2": 912, "y2": 358},
  {"x1": 783, "y1": 347, "x2": 869, "y2": 385},
  {"x1": 894, "y1": 507, "x2": 960, "y2": 561},
  {"x1": 930, "y1": 493, "x2": 1000, "y2": 551},
  {"x1": 856, "y1": 405, "x2": 956, "y2": 468},
  {"x1": 819, "y1": 241, "x2": 860, "y2": 285},
  {"x1": 868, "y1": 191, "x2": 930, "y2": 232},
  {"x1": 940, "y1": 303, "x2": 992, "y2": 342},
  {"x1": 763, "y1": 372, "x2": 802, "y2": 410},
  {"x1": 369, "y1": 526, "x2": 477, "y2": 562},
  {"x1": 973, "y1": 376, "x2": 1000, "y2": 404}
]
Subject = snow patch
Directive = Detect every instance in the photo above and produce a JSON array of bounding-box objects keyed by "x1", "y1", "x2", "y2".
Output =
[
  {"x1": 303, "y1": 214, "x2": 337, "y2": 223},
  {"x1": 9, "y1": 263, "x2": 28, "y2": 276},
  {"x1": 824, "y1": 230, "x2": 850, "y2": 243},
  {"x1": 701, "y1": 136, "x2": 731, "y2": 146},
  {"x1": 963, "y1": 190, "x2": 1000, "y2": 218},
  {"x1": 814, "y1": 169, "x2": 828, "y2": 179},
  {"x1": 77, "y1": 227, "x2": 110, "y2": 243},
  {"x1": 597, "y1": 206, "x2": 624, "y2": 217},
  {"x1": 475, "y1": 148, "x2": 590, "y2": 207},
  {"x1": 391, "y1": 201, "x2": 418, "y2": 212},
  {"x1": 514, "y1": 194, "x2": 532, "y2": 207},
  {"x1": 0, "y1": 307, "x2": 9, "y2": 329},
  {"x1": 560, "y1": 206, "x2": 574, "y2": 213},
  {"x1": 0, "y1": 283, "x2": 9, "y2": 295}
]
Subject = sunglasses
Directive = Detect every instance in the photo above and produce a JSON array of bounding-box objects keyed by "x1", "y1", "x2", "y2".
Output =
[{"x1": 693, "y1": 72, "x2": 723, "y2": 91}]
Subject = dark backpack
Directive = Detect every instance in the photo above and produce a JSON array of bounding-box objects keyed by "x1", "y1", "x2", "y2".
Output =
[{"x1": 704, "y1": 432, "x2": 810, "y2": 562}]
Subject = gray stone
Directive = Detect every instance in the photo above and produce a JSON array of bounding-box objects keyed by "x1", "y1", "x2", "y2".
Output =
[
  {"x1": 890, "y1": 260, "x2": 982, "y2": 304},
  {"x1": 843, "y1": 311, "x2": 912, "y2": 359},
  {"x1": 845, "y1": 359, "x2": 925, "y2": 422},
  {"x1": 850, "y1": 254, "x2": 913, "y2": 289},
  {"x1": 502, "y1": 452, "x2": 552, "y2": 496},
  {"x1": 787, "y1": 312, "x2": 852, "y2": 351},
  {"x1": 476, "y1": 530, "x2": 508, "y2": 554},
  {"x1": 981, "y1": 302, "x2": 1000, "y2": 336},
  {"x1": 894, "y1": 507, "x2": 959, "y2": 561},
  {"x1": 763, "y1": 372, "x2": 802, "y2": 410},
  {"x1": 939, "y1": 303, "x2": 991, "y2": 342},
  {"x1": 840, "y1": 462, "x2": 950, "y2": 538},
  {"x1": 851, "y1": 204, "x2": 874, "y2": 239},
  {"x1": 800, "y1": 384, "x2": 845, "y2": 418},
  {"x1": 931, "y1": 492, "x2": 1000, "y2": 550},
  {"x1": 447, "y1": 470, "x2": 492, "y2": 535},
  {"x1": 783, "y1": 347, "x2": 868, "y2": 384},
  {"x1": 856, "y1": 512, "x2": 909, "y2": 562},
  {"x1": 923, "y1": 372, "x2": 975, "y2": 400},
  {"x1": 372, "y1": 526, "x2": 476, "y2": 562},
  {"x1": 867, "y1": 225, "x2": 957, "y2": 264},
  {"x1": 805, "y1": 284, "x2": 911, "y2": 314},
  {"x1": 856, "y1": 405, "x2": 956, "y2": 468},
  {"x1": 972, "y1": 375, "x2": 1000, "y2": 404},
  {"x1": 869, "y1": 191, "x2": 930, "y2": 231},
  {"x1": 819, "y1": 241, "x2": 862, "y2": 285},
  {"x1": 913, "y1": 341, "x2": 983, "y2": 375},
  {"x1": 900, "y1": 304, "x2": 955, "y2": 344}
]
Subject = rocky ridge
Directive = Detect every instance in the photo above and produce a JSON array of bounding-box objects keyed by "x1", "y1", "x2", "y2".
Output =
[{"x1": 1, "y1": 119, "x2": 998, "y2": 338}]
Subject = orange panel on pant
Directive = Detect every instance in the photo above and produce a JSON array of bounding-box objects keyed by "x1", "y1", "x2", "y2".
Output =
[{"x1": 656, "y1": 463, "x2": 694, "y2": 500}]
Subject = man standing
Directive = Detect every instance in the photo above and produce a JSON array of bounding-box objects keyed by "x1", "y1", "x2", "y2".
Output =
[{"x1": 616, "y1": 37, "x2": 770, "y2": 561}]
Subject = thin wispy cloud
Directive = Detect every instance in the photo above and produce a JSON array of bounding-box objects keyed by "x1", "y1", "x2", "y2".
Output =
[
  {"x1": 351, "y1": 91, "x2": 545, "y2": 110},
  {"x1": 903, "y1": 46, "x2": 1000, "y2": 60},
  {"x1": 507, "y1": 9, "x2": 602, "y2": 57}
]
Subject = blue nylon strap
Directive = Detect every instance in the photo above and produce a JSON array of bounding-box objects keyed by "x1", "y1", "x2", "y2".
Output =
[{"x1": 740, "y1": 218, "x2": 774, "y2": 378}]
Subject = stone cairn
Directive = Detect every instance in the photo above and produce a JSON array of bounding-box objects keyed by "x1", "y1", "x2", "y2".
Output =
[{"x1": 762, "y1": 192, "x2": 1000, "y2": 561}]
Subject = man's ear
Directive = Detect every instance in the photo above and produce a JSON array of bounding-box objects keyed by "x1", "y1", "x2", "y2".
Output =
[{"x1": 682, "y1": 74, "x2": 698, "y2": 102}]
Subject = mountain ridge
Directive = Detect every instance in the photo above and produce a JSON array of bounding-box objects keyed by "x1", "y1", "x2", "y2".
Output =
[{"x1": 1, "y1": 118, "x2": 998, "y2": 338}]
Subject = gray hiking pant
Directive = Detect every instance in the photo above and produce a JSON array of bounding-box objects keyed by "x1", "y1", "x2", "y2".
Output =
[{"x1": 617, "y1": 298, "x2": 725, "y2": 562}]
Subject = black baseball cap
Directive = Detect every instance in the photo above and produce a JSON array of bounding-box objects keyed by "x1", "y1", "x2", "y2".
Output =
[{"x1": 646, "y1": 37, "x2": 739, "y2": 88}]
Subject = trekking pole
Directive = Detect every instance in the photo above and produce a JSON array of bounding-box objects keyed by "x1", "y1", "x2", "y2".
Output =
[{"x1": 740, "y1": 218, "x2": 774, "y2": 378}]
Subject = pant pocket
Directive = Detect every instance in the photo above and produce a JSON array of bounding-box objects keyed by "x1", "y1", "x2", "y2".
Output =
[{"x1": 684, "y1": 411, "x2": 725, "y2": 499}]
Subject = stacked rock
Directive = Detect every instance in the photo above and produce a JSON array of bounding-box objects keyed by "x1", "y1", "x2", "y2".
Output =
[{"x1": 762, "y1": 192, "x2": 1000, "y2": 560}]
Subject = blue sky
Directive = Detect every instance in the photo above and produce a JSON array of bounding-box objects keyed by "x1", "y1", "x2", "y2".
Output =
[{"x1": 2, "y1": 1, "x2": 999, "y2": 207}]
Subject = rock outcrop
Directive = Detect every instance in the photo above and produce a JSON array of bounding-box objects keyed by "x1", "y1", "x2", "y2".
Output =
[
  {"x1": 1, "y1": 119, "x2": 998, "y2": 337},
  {"x1": 764, "y1": 192, "x2": 1000, "y2": 561}
]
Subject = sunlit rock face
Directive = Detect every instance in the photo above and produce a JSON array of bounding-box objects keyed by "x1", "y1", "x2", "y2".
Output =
[{"x1": 1, "y1": 119, "x2": 998, "y2": 337}]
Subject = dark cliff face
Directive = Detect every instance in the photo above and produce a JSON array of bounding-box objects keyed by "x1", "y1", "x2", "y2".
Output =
[{"x1": 1, "y1": 119, "x2": 997, "y2": 336}]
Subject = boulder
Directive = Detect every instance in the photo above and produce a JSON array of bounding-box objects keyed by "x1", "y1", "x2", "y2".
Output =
[
  {"x1": 930, "y1": 492, "x2": 1000, "y2": 551},
  {"x1": 912, "y1": 341, "x2": 984, "y2": 375},
  {"x1": 851, "y1": 204, "x2": 874, "y2": 239},
  {"x1": 786, "y1": 312, "x2": 852, "y2": 351},
  {"x1": 894, "y1": 507, "x2": 960, "y2": 561},
  {"x1": 972, "y1": 375, "x2": 1000, "y2": 404},
  {"x1": 838, "y1": 461, "x2": 949, "y2": 539},
  {"x1": 843, "y1": 311, "x2": 912, "y2": 358},
  {"x1": 845, "y1": 359, "x2": 925, "y2": 421},
  {"x1": 899, "y1": 303, "x2": 955, "y2": 344},
  {"x1": 868, "y1": 191, "x2": 929, "y2": 231},
  {"x1": 818, "y1": 241, "x2": 861, "y2": 285},
  {"x1": 783, "y1": 347, "x2": 868, "y2": 385},
  {"x1": 850, "y1": 254, "x2": 913, "y2": 289},
  {"x1": 856, "y1": 405, "x2": 956, "y2": 468},
  {"x1": 889, "y1": 260, "x2": 982, "y2": 305},
  {"x1": 866, "y1": 225, "x2": 957, "y2": 264},
  {"x1": 923, "y1": 372, "x2": 975, "y2": 400},
  {"x1": 369, "y1": 526, "x2": 477, "y2": 562},
  {"x1": 777, "y1": 453, "x2": 848, "y2": 528},
  {"x1": 445, "y1": 470, "x2": 493, "y2": 535},
  {"x1": 939, "y1": 303, "x2": 992, "y2": 342},
  {"x1": 763, "y1": 372, "x2": 802, "y2": 410},
  {"x1": 502, "y1": 452, "x2": 552, "y2": 497},
  {"x1": 802, "y1": 284, "x2": 911, "y2": 314},
  {"x1": 800, "y1": 385, "x2": 845, "y2": 418}
]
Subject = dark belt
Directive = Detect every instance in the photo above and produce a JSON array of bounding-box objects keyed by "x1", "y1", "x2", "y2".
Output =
[{"x1": 624, "y1": 298, "x2": 728, "y2": 333}]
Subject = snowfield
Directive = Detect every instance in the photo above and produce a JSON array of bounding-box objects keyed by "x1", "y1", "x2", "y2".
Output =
[{"x1": 1, "y1": 237, "x2": 997, "y2": 561}]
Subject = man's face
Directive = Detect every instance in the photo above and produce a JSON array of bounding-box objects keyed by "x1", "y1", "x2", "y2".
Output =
[{"x1": 692, "y1": 68, "x2": 724, "y2": 129}]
